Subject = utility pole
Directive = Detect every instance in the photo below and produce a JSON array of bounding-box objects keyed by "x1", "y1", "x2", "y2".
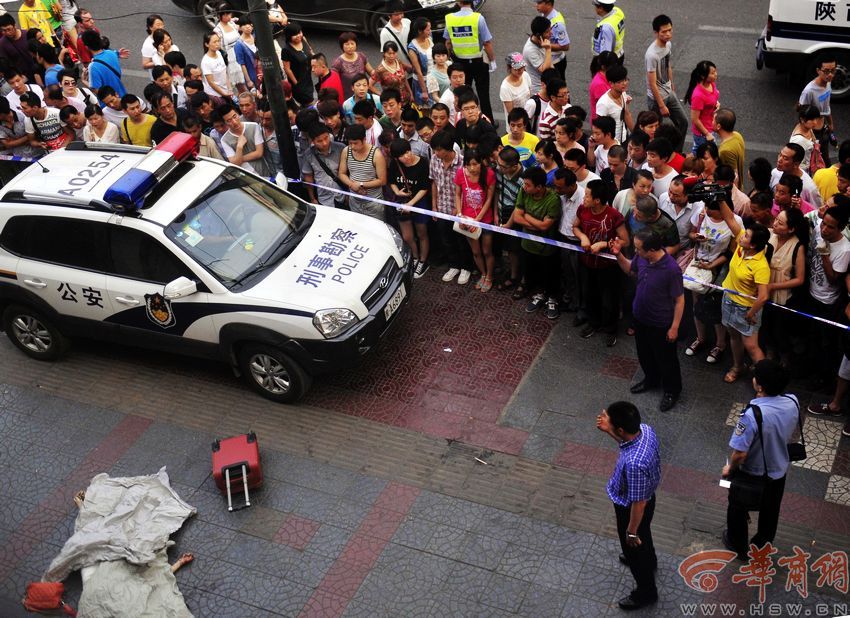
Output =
[{"x1": 247, "y1": 0, "x2": 300, "y2": 183}]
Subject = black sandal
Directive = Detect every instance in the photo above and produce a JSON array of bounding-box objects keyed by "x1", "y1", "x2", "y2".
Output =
[
  {"x1": 497, "y1": 278, "x2": 516, "y2": 291},
  {"x1": 511, "y1": 285, "x2": 527, "y2": 300}
]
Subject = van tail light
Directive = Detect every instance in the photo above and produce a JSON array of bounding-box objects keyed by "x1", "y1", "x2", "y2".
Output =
[{"x1": 766, "y1": 15, "x2": 772, "y2": 42}]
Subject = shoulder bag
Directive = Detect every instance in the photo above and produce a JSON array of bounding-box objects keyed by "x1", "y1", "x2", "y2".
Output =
[
  {"x1": 311, "y1": 146, "x2": 348, "y2": 208},
  {"x1": 453, "y1": 169, "x2": 482, "y2": 239},
  {"x1": 782, "y1": 394, "x2": 807, "y2": 462},
  {"x1": 91, "y1": 56, "x2": 122, "y2": 81},
  {"x1": 728, "y1": 404, "x2": 770, "y2": 511}
]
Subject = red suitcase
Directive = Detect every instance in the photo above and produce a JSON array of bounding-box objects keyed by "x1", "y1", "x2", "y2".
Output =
[{"x1": 212, "y1": 432, "x2": 263, "y2": 511}]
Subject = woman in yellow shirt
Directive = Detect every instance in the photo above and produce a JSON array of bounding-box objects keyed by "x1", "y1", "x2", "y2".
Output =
[
  {"x1": 717, "y1": 197, "x2": 771, "y2": 383},
  {"x1": 18, "y1": 0, "x2": 56, "y2": 47}
]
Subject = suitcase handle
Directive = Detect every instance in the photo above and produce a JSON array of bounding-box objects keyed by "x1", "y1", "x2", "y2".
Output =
[{"x1": 225, "y1": 466, "x2": 251, "y2": 512}]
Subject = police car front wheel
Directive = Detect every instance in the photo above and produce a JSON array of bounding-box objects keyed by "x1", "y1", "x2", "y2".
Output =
[
  {"x1": 238, "y1": 344, "x2": 312, "y2": 403},
  {"x1": 3, "y1": 305, "x2": 69, "y2": 361}
]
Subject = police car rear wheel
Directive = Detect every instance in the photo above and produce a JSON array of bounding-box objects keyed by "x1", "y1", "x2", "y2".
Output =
[
  {"x1": 3, "y1": 305, "x2": 69, "y2": 361},
  {"x1": 239, "y1": 344, "x2": 311, "y2": 403},
  {"x1": 198, "y1": 0, "x2": 222, "y2": 30},
  {"x1": 367, "y1": 12, "x2": 389, "y2": 44}
]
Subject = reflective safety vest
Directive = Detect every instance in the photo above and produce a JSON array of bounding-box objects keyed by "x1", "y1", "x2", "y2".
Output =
[
  {"x1": 548, "y1": 10, "x2": 567, "y2": 45},
  {"x1": 446, "y1": 12, "x2": 482, "y2": 59},
  {"x1": 592, "y1": 7, "x2": 625, "y2": 57},
  {"x1": 550, "y1": 11, "x2": 566, "y2": 30}
]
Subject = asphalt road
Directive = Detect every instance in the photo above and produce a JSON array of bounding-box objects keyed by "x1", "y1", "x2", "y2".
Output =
[{"x1": 15, "y1": 0, "x2": 819, "y2": 168}]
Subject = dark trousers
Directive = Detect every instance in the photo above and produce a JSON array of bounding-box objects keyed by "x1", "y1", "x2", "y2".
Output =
[
  {"x1": 815, "y1": 125, "x2": 832, "y2": 166},
  {"x1": 451, "y1": 57, "x2": 493, "y2": 121},
  {"x1": 435, "y1": 218, "x2": 472, "y2": 271},
  {"x1": 582, "y1": 264, "x2": 620, "y2": 332},
  {"x1": 524, "y1": 249, "x2": 560, "y2": 299},
  {"x1": 634, "y1": 318, "x2": 682, "y2": 395},
  {"x1": 726, "y1": 474, "x2": 786, "y2": 554},
  {"x1": 806, "y1": 296, "x2": 842, "y2": 378},
  {"x1": 615, "y1": 496, "x2": 657, "y2": 601},
  {"x1": 554, "y1": 57, "x2": 567, "y2": 81},
  {"x1": 559, "y1": 238, "x2": 582, "y2": 310}
]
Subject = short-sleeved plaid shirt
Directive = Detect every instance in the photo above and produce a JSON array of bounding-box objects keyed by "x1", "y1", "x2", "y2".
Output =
[
  {"x1": 429, "y1": 150, "x2": 463, "y2": 215},
  {"x1": 606, "y1": 423, "x2": 661, "y2": 507}
]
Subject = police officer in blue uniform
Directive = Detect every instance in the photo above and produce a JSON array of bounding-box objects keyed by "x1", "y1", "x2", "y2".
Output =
[
  {"x1": 592, "y1": 0, "x2": 625, "y2": 64},
  {"x1": 535, "y1": 0, "x2": 570, "y2": 79},
  {"x1": 721, "y1": 360, "x2": 800, "y2": 559},
  {"x1": 444, "y1": 0, "x2": 496, "y2": 123}
]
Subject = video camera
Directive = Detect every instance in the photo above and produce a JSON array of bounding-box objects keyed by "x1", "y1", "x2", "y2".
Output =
[{"x1": 687, "y1": 181, "x2": 731, "y2": 205}]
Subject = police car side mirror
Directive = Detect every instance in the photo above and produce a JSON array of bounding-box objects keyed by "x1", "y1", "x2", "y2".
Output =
[{"x1": 163, "y1": 276, "x2": 197, "y2": 300}]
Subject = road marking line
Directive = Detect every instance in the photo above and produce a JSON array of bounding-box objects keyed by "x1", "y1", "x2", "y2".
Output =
[{"x1": 698, "y1": 25, "x2": 762, "y2": 35}]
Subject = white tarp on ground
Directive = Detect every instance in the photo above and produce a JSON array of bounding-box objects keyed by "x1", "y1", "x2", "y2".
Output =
[{"x1": 44, "y1": 467, "x2": 197, "y2": 617}]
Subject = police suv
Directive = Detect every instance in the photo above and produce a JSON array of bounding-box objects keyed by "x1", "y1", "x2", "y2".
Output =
[{"x1": 0, "y1": 134, "x2": 412, "y2": 402}]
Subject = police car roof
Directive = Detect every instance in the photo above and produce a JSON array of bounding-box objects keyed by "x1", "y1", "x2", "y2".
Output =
[{"x1": 0, "y1": 145, "x2": 223, "y2": 226}]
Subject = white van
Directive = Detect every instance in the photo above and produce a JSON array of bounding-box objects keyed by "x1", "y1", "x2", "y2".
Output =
[{"x1": 757, "y1": 0, "x2": 850, "y2": 99}]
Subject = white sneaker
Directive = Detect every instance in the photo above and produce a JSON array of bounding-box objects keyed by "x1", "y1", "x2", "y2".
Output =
[
  {"x1": 457, "y1": 269, "x2": 471, "y2": 285},
  {"x1": 442, "y1": 268, "x2": 460, "y2": 282}
]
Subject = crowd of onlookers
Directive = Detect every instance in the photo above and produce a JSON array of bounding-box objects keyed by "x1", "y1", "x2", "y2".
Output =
[{"x1": 0, "y1": 1, "x2": 850, "y2": 425}]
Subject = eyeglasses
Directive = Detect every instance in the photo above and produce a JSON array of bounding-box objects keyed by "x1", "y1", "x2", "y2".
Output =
[
  {"x1": 819, "y1": 68, "x2": 837, "y2": 74},
  {"x1": 62, "y1": 80, "x2": 76, "y2": 86}
]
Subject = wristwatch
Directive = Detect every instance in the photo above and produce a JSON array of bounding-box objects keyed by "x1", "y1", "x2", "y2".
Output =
[{"x1": 627, "y1": 533, "x2": 639, "y2": 539}]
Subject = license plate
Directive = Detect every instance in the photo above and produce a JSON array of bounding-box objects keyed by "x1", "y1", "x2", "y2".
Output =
[
  {"x1": 418, "y1": 0, "x2": 453, "y2": 7},
  {"x1": 383, "y1": 284, "x2": 406, "y2": 321}
]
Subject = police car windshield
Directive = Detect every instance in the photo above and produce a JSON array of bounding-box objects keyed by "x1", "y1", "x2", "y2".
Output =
[{"x1": 165, "y1": 168, "x2": 307, "y2": 285}]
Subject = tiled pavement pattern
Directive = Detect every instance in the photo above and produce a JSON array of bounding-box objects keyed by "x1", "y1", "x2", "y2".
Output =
[{"x1": 0, "y1": 273, "x2": 848, "y2": 616}]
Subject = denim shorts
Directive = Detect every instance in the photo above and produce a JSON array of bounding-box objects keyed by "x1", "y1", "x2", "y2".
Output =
[{"x1": 721, "y1": 294, "x2": 762, "y2": 337}]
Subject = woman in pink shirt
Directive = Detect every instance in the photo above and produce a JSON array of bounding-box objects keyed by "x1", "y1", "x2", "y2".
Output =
[
  {"x1": 684, "y1": 60, "x2": 719, "y2": 154},
  {"x1": 588, "y1": 51, "x2": 617, "y2": 121},
  {"x1": 454, "y1": 149, "x2": 496, "y2": 291},
  {"x1": 770, "y1": 174, "x2": 816, "y2": 217}
]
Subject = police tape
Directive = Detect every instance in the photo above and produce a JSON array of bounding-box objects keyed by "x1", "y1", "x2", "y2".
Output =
[
  {"x1": 682, "y1": 276, "x2": 850, "y2": 332},
  {"x1": 292, "y1": 177, "x2": 850, "y2": 331},
  {"x1": 287, "y1": 178, "x2": 613, "y2": 257},
  {"x1": 0, "y1": 154, "x2": 39, "y2": 162}
]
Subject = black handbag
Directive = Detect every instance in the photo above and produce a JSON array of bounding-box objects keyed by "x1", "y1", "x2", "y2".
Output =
[
  {"x1": 783, "y1": 394, "x2": 807, "y2": 462},
  {"x1": 728, "y1": 405, "x2": 769, "y2": 511}
]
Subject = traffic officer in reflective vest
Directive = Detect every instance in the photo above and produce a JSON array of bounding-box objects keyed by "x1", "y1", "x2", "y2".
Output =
[
  {"x1": 592, "y1": 0, "x2": 625, "y2": 64},
  {"x1": 444, "y1": 0, "x2": 496, "y2": 123},
  {"x1": 535, "y1": 0, "x2": 570, "y2": 80}
]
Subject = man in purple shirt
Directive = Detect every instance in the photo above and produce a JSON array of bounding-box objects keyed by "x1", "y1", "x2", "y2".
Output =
[
  {"x1": 611, "y1": 227, "x2": 684, "y2": 411},
  {"x1": 597, "y1": 401, "x2": 661, "y2": 611},
  {"x1": 0, "y1": 13, "x2": 39, "y2": 82}
]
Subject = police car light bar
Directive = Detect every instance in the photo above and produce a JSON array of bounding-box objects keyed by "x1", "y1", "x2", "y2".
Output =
[{"x1": 103, "y1": 133, "x2": 197, "y2": 211}]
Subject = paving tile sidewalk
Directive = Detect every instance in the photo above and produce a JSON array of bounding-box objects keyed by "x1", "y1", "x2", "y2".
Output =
[{"x1": 1, "y1": 379, "x2": 848, "y2": 616}]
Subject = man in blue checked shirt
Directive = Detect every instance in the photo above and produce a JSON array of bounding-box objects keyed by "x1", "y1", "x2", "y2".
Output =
[{"x1": 597, "y1": 401, "x2": 661, "y2": 611}]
